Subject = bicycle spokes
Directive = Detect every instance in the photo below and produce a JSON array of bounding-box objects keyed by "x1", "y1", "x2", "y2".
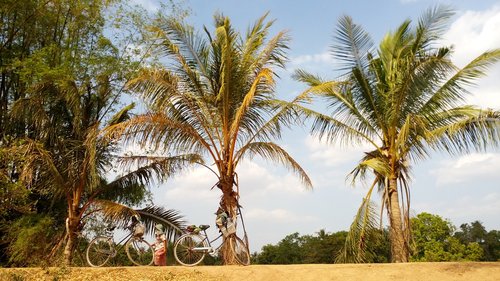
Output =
[
  {"x1": 86, "y1": 237, "x2": 113, "y2": 267},
  {"x1": 125, "y1": 238, "x2": 154, "y2": 266},
  {"x1": 174, "y1": 234, "x2": 207, "y2": 266}
]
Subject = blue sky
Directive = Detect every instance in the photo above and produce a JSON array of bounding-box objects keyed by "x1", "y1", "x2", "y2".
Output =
[{"x1": 129, "y1": 0, "x2": 500, "y2": 252}]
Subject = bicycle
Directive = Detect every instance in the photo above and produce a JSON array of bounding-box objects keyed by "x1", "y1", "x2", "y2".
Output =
[
  {"x1": 85, "y1": 220, "x2": 154, "y2": 267},
  {"x1": 173, "y1": 224, "x2": 250, "y2": 266}
]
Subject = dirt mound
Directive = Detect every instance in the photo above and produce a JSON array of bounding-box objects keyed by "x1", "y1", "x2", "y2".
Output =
[{"x1": 1, "y1": 262, "x2": 499, "y2": 281}]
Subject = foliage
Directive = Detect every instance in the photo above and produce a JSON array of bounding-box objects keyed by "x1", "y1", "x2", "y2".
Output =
[
  {"x1": 4, "y1": 214, "x2": 62, "y2": 266},
  {"x1": 0, "y1": 143, "x2": 32, "y2": 221},
  {"x1": 455, "y1": 221, "x2": 500, "y2": 261},
  {"x1": 254, "y1": 229, "x2": 390, "y2": 264},
  {"x1": 335, "y1": 198, "x2": 387, "y2": 263},
  {"x1": 0, "y1": 0, "x2": 190, "y2": 267},
  {"x1": 410, "y1": 212, "x2": 483, "y2": 261},
  {"x1": 254, "y1": 213, "x2": 498, "y2": 264}
]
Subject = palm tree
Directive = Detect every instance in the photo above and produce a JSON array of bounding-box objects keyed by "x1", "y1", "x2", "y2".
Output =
[
  {"x1": 107, "y1": 13, "x2": 312, "y2": 263},
  {"x1": 294, "y1": 6, "x2": 500, "y2": 262}
]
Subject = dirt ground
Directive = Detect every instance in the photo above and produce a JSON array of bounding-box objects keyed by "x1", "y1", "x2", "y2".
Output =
[{"x1": 1, "y1": 262, "x2": 500, "y2": 281}]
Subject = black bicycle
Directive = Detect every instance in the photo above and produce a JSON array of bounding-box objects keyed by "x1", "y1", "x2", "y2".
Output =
[{"x1": 85, "y1": 221, "x2": 154, "y2": 267}]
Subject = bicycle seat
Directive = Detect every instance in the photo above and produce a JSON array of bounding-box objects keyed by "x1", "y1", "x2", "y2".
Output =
[{"x1": 198, "y1": 224, "x2": 210, "y2": 230}]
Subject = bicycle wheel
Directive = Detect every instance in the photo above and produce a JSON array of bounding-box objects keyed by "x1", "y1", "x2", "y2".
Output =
[
  {"x1": 174, "y1": 233, "x2": 207, "y2": 266},
  {"x1": 125, "y1": 237, "x2": 154, "y2": 266},
  {"x1": 86, "y1": 237, "x2": 113, "y2": 267},
  {"x1": 228, "y1": 235, "x2": 250, "y2": 266}
]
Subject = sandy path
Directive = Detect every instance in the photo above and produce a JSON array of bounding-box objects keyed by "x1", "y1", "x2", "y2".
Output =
[{"x1": 1, "y1": 262, "x2": 500, "y2": 281}]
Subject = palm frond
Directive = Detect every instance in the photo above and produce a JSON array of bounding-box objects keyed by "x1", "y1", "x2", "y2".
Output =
[
  {"x1": 108, "y1": 103, "x2": 135, "y2": 126},
  {"x1": 423, "y1": 49, "x2": 500, "y2": 112},
  {"x1": 252, "y1": 29, "x2": 290, "y2": 71},
  {"x1": 10, "y1": 97, "x2": 52, "y2": 138},
  {"x1": 102, "y1": 113, "x2": 209, "y2": 155},
  {"x1": 347, "y1": 149, "x2": 390, "y2": 186},
  {"x1": 292, "y1": 69, "x2": 327, "y2": 87},
  {"x1": 427, "y1": 108, "x2": 500, "y2": 154},
  {"x1": 229, "y1": 68, "x2": 274, "y2": 140},
  {"x1": 241, "y1": 12, "x2": 273, "y2": 66},
  {"x1": 92, "y1": 200, "x2": 184, "y2": 241},
  {"x1": 333, "y1": 15, "x2": 374, "y2": 72},
  {"x1": 92, "y1": 199, "x2": 139, "y2": 227},
  {"x1": 107, "y1": 153, "x2": 203, "y2": 189},
  {"x1": 336, "y1": 194, "x2": 380, "y2": 263},
  {"x1": 235, "y1": 141, "x2": 312, "y2": 188},
  {"x1": 297, "y1": 103, "x2": 379, "y2": 148},
  {"x1": 137, "y1": 206, "x2": 185, "y2": 241},
  {"x1": 414, "y1": 5, "x2": 454, "y2": 50},
  {"x1": 83, "y1": 124, "x2": 101, "y2": 192},
  {"x1": 18, "y1": 139, "x2": 66, "y2": 196}
]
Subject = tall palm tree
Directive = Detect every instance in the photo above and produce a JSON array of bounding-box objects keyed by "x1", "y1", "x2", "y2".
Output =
[
  {"x1": 107, "y1": 13, "x2": 312, "y2": 263},
  {"x1": 294, "y1": 6, "x2": 500, "y2": 262}
]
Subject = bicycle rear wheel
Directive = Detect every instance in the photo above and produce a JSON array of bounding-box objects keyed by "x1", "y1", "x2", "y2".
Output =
[
  {"x1": 228, "y1": 235, "x2": 250, "y2": 266},
  {"x1": 125, "y1": 237, "x2": 154, "y2": 266},
  {"x1": 86, "y1": 237, "x2": 113, "y2": 267},
  {"x1": 174, "y1": 233, "x2": 207, "y2": 266}
]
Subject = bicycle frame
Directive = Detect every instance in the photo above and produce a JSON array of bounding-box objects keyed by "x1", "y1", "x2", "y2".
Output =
[
  {"x1": 192, "y1": 229, "x2": 224, "y2": 254},
  {"x1": 174, "y1": 224, "x2": 250, "y2": 266},
  {"x1": 107, "y1": 231, "x2": 134, "y2": 257}
]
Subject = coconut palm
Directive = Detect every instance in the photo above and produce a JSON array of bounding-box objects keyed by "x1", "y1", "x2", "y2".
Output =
[
  {"x1": 106, "y1": 13, "x2": 312, "y2": 263},
  {"x1": 294, "y1": 6, "x2": 500, "y2": 262}
]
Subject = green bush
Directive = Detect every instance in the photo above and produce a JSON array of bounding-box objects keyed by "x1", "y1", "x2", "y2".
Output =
[{"x1": 5, "y1": 214, "x2": 60, "y2": 266}]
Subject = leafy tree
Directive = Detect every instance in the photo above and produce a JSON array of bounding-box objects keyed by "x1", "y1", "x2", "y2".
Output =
[
  {"x1": 256, "y1": 233, "x2": 307, "y2": 264},
  {"x1": 410, "y1": 212, "x2": 483, "y2": 261},
  {"x1": 254, "y1": 229, "x2": 389, "y2": 264},
  {"x1": 483, "y1": 230, "x2": 500, "y2": 261},
  {"x1": 455, "y1": 221, "x2": 500, "y2": 261},
  {"x1": 107, "y1": 13, "x2": 311, "y2": 264},
  {"x1": 293, "y1": 6, "x2": 500, "y2": 262},
  {"x1": 1, "y1": 0, "x2": 192, "y2": 266},
  {"x1": 455, "y1": 221, "x2": 487, "y2": 243},
  {"x1": 4, "y1": 214, "x2": 59, "y2": 266},
  {"x1": 0, "y1": 145, "x2": 32, "y2": 221}
]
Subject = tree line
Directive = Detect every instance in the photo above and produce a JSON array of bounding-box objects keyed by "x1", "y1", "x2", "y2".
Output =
[
  {"x1": 1, "y1": 0, "x2": 500, "y2": 266},
  {"x1": 253, "y1": 213, "x2": 500, "y2": 264}
]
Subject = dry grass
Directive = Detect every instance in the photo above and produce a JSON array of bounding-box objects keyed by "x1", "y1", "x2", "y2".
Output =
[{"x1": 1, "y1": 262, "x2": 500, "y2": 281}]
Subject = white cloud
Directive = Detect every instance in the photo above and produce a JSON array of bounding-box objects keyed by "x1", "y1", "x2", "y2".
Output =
[
  {"x1": 305, "y1": 135, "x2": 373, "y2": 167},
  {"x1": 412, "y1": 193, "x2": 500, "y2": 227},
  {"x1": 237, "y1": 161, "x2": 308, "y2": 198},
  {"x1": 430, "y1": 153, "x2": 500, "y2": 187},
  {"x1": 130, "y1": 0, "x2": 159, "y2": 12},
  {"x1": 290, "y1": 51, "x2": 334, "y2": 66},
  {"x1": 158, "y1": 159, "x2": 309, "y2": 207},
  {"x1": 444, "y1": 7, "x2": 500, "y2": 67},
  {"x1": 163, "y1": 166, "x2": 219, "y2": 202},
  {"x1": 443, "y1": 6, "x2": 500, "y2": 109},
  {"x1": 444, "y1": 193, "x2": 500, "y2": 218},
  {"x1": 246, "y1": 208, "x2": 318, "y2": 223}
]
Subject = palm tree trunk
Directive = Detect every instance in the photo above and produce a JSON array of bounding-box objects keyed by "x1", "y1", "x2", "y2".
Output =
[
  {"x1": 387, "y1": 176, "x2": 409, "y2": 262},
  {"x1": 63, "y1": 217, "x2": 77, "y2": 266},
  {"x1": 218, "y1": 176, "x2": 240, "y2": 265}
]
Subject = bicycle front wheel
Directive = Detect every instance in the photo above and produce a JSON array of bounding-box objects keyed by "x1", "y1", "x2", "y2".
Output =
[
  {"x1": 125, "y1": 237, "x2": 154, "y2": 266},
  {"x1": 228, "y1": 235, "x2": 251, "y2": 266},
  {"x1": 86, "y1": 237, "x2": 113, "y2": 267},
  {"x1": 174, "y1": 233, "x2": 207, "y2": 266}
]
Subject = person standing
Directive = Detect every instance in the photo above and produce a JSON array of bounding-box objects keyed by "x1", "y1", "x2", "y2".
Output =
[{"x1": 153, "y1": 224, "x2": 167, "y2": 266}]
